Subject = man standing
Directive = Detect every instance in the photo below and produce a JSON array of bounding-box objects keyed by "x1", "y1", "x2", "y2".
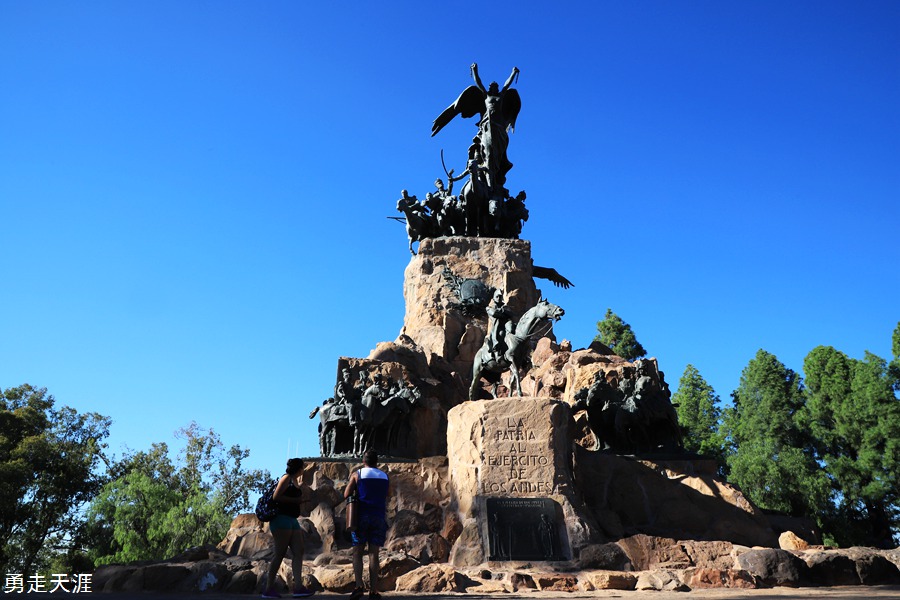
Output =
[{"x1": 344, "y1": 450, "x2": 390, "y2": 600}]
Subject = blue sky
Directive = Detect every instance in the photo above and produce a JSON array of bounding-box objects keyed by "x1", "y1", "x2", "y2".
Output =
[{"x1": 2, "y1": 1, "x2": 898, "y2": 475}]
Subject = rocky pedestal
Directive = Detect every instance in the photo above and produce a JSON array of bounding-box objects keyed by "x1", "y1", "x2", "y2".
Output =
[
  {"x1": 398, "y1": 236, "x2": 539, "y2": 372},
  {"x1": 446, "y1": 396, "x2": 598, "y2": 566}
]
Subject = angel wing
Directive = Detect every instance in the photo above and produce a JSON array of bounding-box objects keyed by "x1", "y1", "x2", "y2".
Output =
[
  {"x1": 502, "y1": 88, "x2": 521, "y2": 133},
  {"x1": 431, "y1": 85, "x2": 486, "y2": 137},
  {"x1": 532, "y1": 264, "x2": 574, "y2": 289}
]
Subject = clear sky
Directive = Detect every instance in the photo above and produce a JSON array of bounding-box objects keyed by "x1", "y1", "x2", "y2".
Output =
[{"x1": 2, "y1": 1, "x2": 898, "y2": 476}]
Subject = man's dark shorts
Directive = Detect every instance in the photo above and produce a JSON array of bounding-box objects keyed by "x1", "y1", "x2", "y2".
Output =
[{"x1": 351, "y1": 512, "x2": 387, "y2": 547}]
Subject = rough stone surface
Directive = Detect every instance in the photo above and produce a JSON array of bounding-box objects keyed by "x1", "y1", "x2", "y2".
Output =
[
  {"x1": 385, "y1": 532, "x2": 451, "y2": 564},
  {"x1": 635, "y1": 569, "x2": 690, "y2": 591},
  {"x1": 399, "y1": 237, "x2": 538, "y2": 368},
  {"x1": 376, "y1": 553, "x2": 422, "y2": 591},
  {"x1": 617, "y1": 535, "x2": 690, "y2": 571},
  {"x1": 509, "y1": 572, "x2": 537, "y2": 591},
  {"x1": 780, "y1": 530, "x2": 811, "y2": 551},
  {"x1": 448, "y1": 520, "x2": 485, "y2": 567},
  {"x1": 312, "y1": 564, "x2": 356, "y2": 593},
  {"x1": 736, "y1": 548, "x2": 808, "y2": 587},
  {"x1": 535, "y1": 573, "x2": 579, "y2": 591},
  {"x1": 804, "y1": 551, "x2": 861, "y2": 586},
  {"x1": 579, "y1": 570, "x2": 637, "y2": 591},
  {"x1": 578, "y1": 542, "x2": 633, "y2": 570},
  {"x1": 577, "y1": 449, "x2": 778, "y2": 547},
  {"x1": 683, "y1": 567, "x2": 757, "y2": 589},
  {"x1": 681, "y1": 540, "x2": 735, "y2": 570},
  {"x1": 394, "y1": 563, "x2": 459, "y2": 593},
  {"x1": 838, "y1": 547, "x2": 900, "y2": 585},
  {"x1": 387, "y1": 509, "x2": 431, "y2": 539}
]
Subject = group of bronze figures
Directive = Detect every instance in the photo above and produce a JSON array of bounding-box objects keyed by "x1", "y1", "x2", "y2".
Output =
[
  {"x1": 574, "y1": 359, "x2": 683, "y2": 454},
  {"x1": 395, "y1": 64, "x2": 529, "y2": 254},
  {"x1": 310, "y1": 369, "x2": 421, "y2": 457}
]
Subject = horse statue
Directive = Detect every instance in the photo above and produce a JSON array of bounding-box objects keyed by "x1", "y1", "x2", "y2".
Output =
[
  {"x1": 396, "y1": 192, "x2": 433, "y2": 255},
  {"x1": 311, "y1": 399, "x2": 353, "y2": 456},
  {"x1": 469, "y1": 298, "x2": 564, "y2": 400},
  {"x1": 353, "y1": 383, "x2": 421, "y2": 455}
]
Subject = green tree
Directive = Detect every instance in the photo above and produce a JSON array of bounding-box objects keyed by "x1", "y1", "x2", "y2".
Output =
[
  {"x1": 723, "y1": 350, "x2": 830, "y2": 519},
  {"x1": 0, "y1": 384, "x2": 110, "y2": 576},
  {"x1": 889, "y1": 321, "x2": 900, "y2": 392},
  {"x1": 594, "y1": 308, "x2": 646, "y2": 361},
  {"x1": 86, "y1": 423, "x2": 270, "y2": 564},
  {"x1": 672, "y1": 364, "x2": 727, "y2": 471},
  {"x1": 801, "y1": 345, "x2": 900, "y2": 547}
]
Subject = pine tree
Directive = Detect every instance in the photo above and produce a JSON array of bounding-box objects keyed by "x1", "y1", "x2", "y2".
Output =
[
  {"x1": 889, "y1": 321, "x2": 900, "y2": 393},
  {"x1": 672, "y1": 364, "x2": 727, "y2": 471},
  {"x1": 801, "y1": 344, "x2": 899, "y2": 547},
  {"x1": 594, "y1": 308, "x2": 646, "y2": 361},
  {"x1": 724, "y1": 350, "x2": 830, "y2": 519}
]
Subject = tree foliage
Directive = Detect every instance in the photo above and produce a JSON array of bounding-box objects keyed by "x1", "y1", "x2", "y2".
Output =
[
  {"x1": 723, "y1": 350, "x2": 831, "y2": 518},
  {"x1": 671, "y1": 364, "x2": 727, "y2": 472},
  {"x1": 0, "y1": 384, "x2": 110, "y2": 576},
  {"x1": 800, "y1": 345, "x2": 900, "y2": 547},
  {"x1": 889, "y1": 321, "x2": 900, "y2": 393},
  {"x1": 594, "y1": 308, "x2": 646, "y2": 361},
  {"x1": 85, "y1": 422, "x2": 270, "y2": 565}
]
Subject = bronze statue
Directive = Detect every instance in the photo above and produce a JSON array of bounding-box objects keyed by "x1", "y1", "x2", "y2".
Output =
[
  {"x1": 574, "y1": 361, "x2": 683, "y2": 454},
  {"x1": 485, "y1": 289, "x2": 515, "y2": 362},
  {"x1": 470, "y1": 296, "x2": 564, "y2": 399},
  {"x1": 432, "y1": 64, "x2": 521, "y2": 193},
  {"x1": 389, "y1": 64, "x2": 533, "y2": 247},
  {"x1": 396, "y1": 190, "x2": 433, "y2": 255}
]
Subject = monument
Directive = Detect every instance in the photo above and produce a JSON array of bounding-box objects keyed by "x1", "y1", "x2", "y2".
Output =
[{"x1": 297, "y1": 62, "x2": 814, "y2": 574}]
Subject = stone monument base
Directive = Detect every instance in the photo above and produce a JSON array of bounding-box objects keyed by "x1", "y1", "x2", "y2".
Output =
[{"x1": 446, "y1": 396, "x2": 598, "y2": 566}]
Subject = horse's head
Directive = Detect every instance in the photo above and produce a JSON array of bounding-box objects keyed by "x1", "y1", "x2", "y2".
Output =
[{"x1": 536, "y1": 298, "x2": 565, "y2": 321}]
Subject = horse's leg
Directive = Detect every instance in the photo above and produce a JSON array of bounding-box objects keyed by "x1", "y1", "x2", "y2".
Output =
[
  {"x1": 470, "y1": 355, "x2": 484, "y2": 401},
  {"x1": 510, "y1": 361, "x2": 522, "y2": 397}
]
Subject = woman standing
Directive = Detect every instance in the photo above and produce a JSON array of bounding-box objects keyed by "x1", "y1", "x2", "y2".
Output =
[{"x1": 263, "y1": 458, "x2": 313, "y2": 598}]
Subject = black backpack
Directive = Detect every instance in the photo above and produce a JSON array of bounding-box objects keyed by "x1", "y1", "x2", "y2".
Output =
[{"x1": 254, "y1": 479, "x2": 279, "y2": 522}]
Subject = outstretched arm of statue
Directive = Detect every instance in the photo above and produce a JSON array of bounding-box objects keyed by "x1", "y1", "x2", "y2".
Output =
[
  {"x1": 502, "y1": 66, "x2": 519, "y2": 91},
  {"x1": 471, "y1": 62, "x2": 486, "y2": 92},
  {"x1": 449, "y1": 167, "x2": 468, "y2": 184}
]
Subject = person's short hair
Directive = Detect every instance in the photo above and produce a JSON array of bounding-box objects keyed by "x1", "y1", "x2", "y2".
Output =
[
  {"x1": 286, "y1": 457, "x2": 304, "y2": 475},
  {"x1": 364, "y1": 450, "x2": 378, "y2": 467}
]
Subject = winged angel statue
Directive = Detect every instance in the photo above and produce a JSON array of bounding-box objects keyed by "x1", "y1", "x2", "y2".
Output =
[{"x1": 432, "y1": 63, "x2": 521, "y2": 195}]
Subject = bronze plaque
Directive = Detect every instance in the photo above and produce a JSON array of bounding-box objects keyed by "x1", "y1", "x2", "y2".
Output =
[{"x1": 485, "y1": 497, "x2": 563, "y2": 561}]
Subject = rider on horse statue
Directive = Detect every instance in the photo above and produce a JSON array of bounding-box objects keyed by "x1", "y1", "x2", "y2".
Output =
[{"x1": 486, "y1": 289, "x2": 515, "y2": 363}]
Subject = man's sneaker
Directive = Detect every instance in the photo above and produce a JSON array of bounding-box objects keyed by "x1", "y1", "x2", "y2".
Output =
[
  {"x1": 262, "y1": 590, "x2": 281, "y2": 599},
  {"x1": 348, "y1": 587, "x2": 365, "y2": 600},
  {"x1": 292, "y1": 585, "x2": 313, "y2": 597}
]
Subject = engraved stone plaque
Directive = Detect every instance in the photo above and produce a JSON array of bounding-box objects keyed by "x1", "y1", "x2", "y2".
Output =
[
  {"x1": 448, "y1": 397, "x2": 587, "y2": 565},
  {"x1": 486, "y1": 497, "x2": 563, "y2": 561}
]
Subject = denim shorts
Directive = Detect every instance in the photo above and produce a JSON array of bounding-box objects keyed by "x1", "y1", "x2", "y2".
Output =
[
  {"x1": 270, "y1": 514, "x2": 301, "y2": 531},
  {"x1": 350, "y1": 512, "x2": 387, "y2": 547}
]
